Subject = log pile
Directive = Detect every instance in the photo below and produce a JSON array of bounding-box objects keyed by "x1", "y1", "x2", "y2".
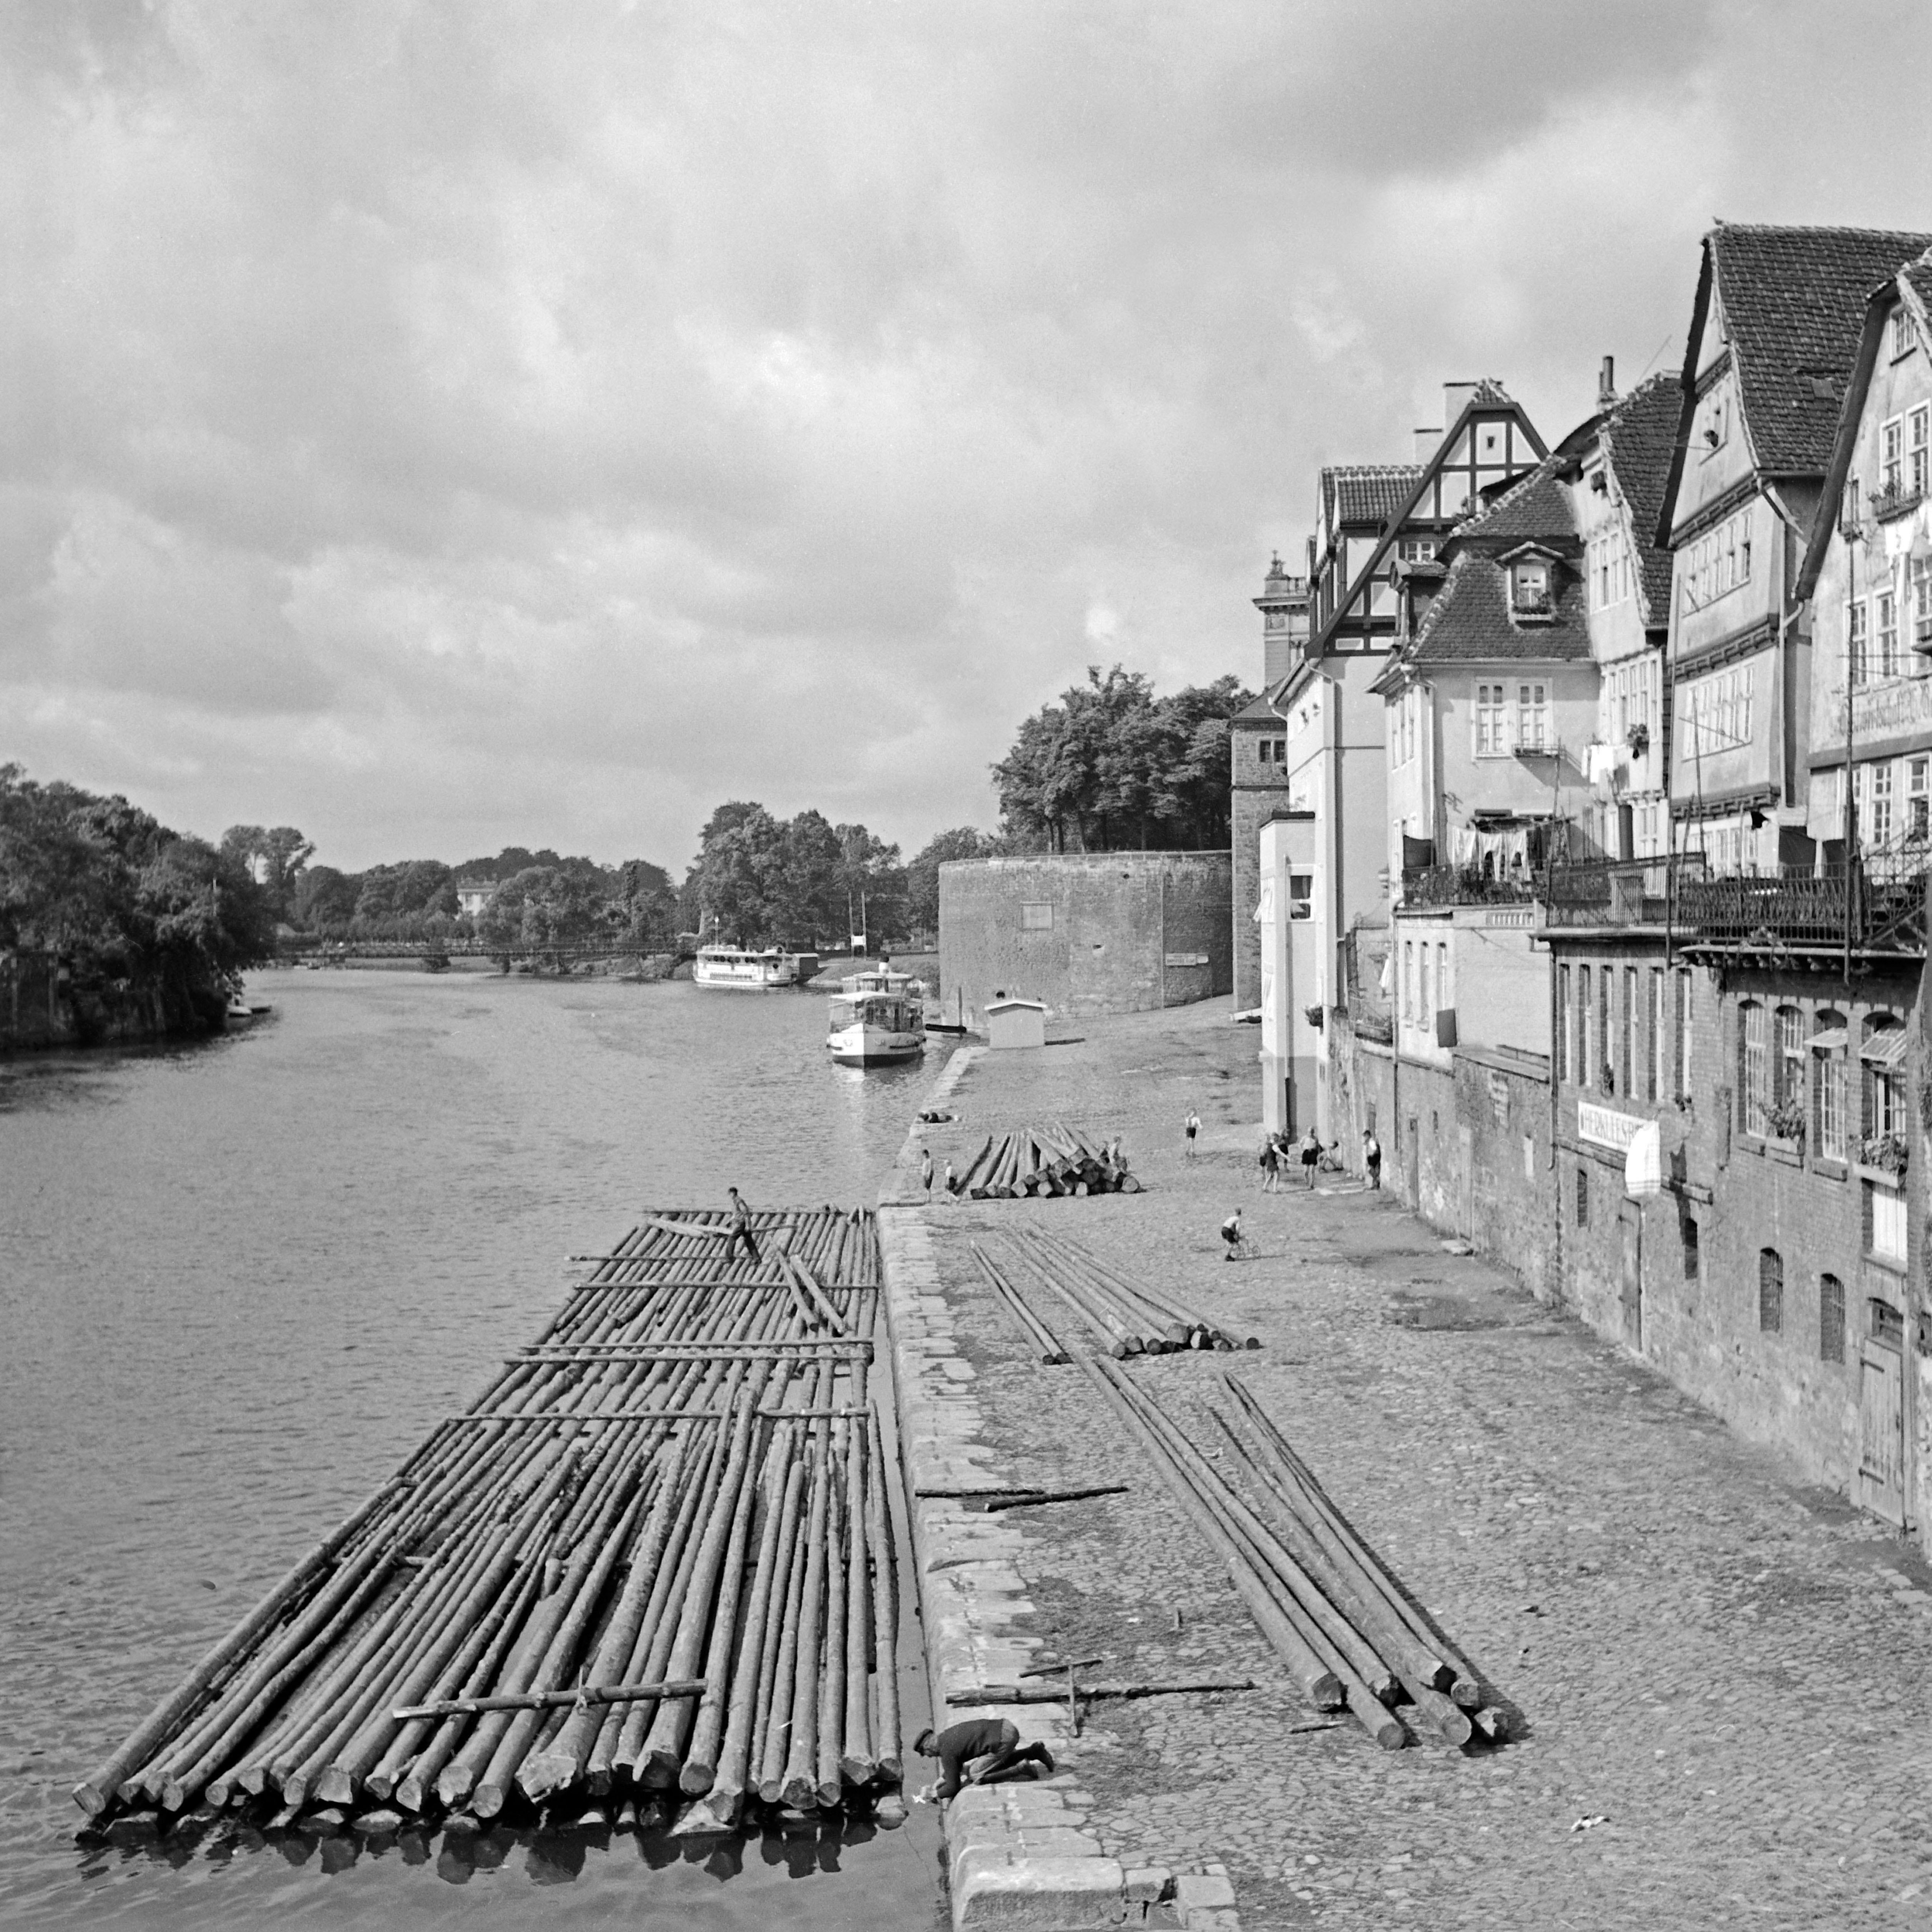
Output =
[
  {"x1": 976, "y1": 1227, "x2": 1256, "y2": 1359},
  {"x1": 1077, "y1": 1363, "x2": 1505, "y2": 1751},
  {"x1": 73, "y1": 1206, "x2": 903, "y2": 1839},
  {"x1": 949, "y1": 1126, "x2": 1141, "y2": 1198}
]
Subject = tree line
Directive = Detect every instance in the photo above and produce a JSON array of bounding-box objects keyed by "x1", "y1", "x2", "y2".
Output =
[{"x1": 0, "y1": 765, "x2": 279, "y2": 1029}]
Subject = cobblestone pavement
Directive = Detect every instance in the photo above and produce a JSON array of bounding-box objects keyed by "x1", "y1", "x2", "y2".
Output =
[{"x1": 903, "y1": 1001, "x2": 1932, "y2": 1929}]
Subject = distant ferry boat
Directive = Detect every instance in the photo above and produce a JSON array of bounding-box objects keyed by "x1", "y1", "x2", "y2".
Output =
[
  {"x1": 692, "y1": 945, "x2": 821, "y2": 990},
  {"x1": 826, "y1": 967, "x2": 927, "y2": 1066}
]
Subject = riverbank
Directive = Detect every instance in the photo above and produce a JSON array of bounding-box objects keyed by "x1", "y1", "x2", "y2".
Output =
[{"x1": 884, "y1": 997, "x2": 1932, "y2": 1928}]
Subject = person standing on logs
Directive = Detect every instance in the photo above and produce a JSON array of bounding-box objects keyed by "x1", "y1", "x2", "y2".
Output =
[
  {"x1": 724, "y1": 1186, "x2": 760, "y2": 1262},
  {"x1": 1184, "y1": 1107, "x2": 1201, "y2": 1160},
  {"x1": 910, "y1": 1719, "x2": 1053, "y2": 1804}
]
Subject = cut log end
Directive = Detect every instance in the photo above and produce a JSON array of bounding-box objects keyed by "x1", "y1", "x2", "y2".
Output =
[{"x1": 1450, "y1": 1681, "x2": 1482, "y2": 1709}]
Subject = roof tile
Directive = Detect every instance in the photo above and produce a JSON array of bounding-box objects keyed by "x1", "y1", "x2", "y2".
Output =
[
  {"x1": 1595, "y1": 372, "x2": 1679, "y2": 626},
  {"x1": 1322, "y1": 464, "x2": 1424, "y2": 528}
]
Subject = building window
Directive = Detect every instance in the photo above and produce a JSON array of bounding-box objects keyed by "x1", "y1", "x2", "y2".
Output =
[
  {"x1": 1866, "y1": 1181, "x2": 1908, "y2": 1265},
  {"x1": 1872, "y1": 1299, "x2": 1905, "y2": 1349},
  {"x1": 1558, "y1": 965, "x2": 1572, "y2": 1083},
  {"x1": 1893, "y1": 308, "x2": 1917, "y2": 360},
  {"x1": 1287, "y1": 874, "x2": 1313, "y2": 919},
  {"x1": 1579, "y1": 965, "x2": 1593, "y2": 1090},
  {"x1": 1877, "y1": 595, "x2": 1900, "y2": 682},
  {"x1": 1575, "y1": 1166, "x2": 1589, "y2": 1228},
  {"x1": 1774, "y1": 1006, "x2": 1805, "y2": 1134},
  {"x1": 1420, "y1": 944, "x2": 1433, "y2": 1028},
  {"x1": 1815, "y1": 1010, "x2": 1848, "y2": 1163},
  {"x1": 1863, "y1": 1019, "x2": 1905, "y2": 1145},
  {"x1": 1517, "y1": 683, "x2": 1549, "y2": 750},
  {"x1": 1512, "y1": 560, "x2": 1552, "y2": 614},
  {"x1": 1682, "y1": 1214, "x2": 1700, "y2": 1281},
  {"x1": 1598, "y1": 969, "x2": 1611, "y2": 1093},
  {"x1": 1820, "y1": 1275, "x2": 1846, "y2": 1365},
  {"x1": 1402, "y1": 941, "x2": 1414, "y2": 1022},
  {"x1": 1882, "y1": 416, "x2": 1905, "y2": 494},
  {"x1": 1676, "y1": 969, "x2": 1693, "y2": 1098},
  {"x1": 1021, "y1": 902, "x2": 1053, "y2": 931},
  {"x1": 1739, "y1": 1000, "x2": 1768, "y2": 1136},
  {"x1": 1437, "y1": 941, "x2": 1450, "y2": 1019},
  {"x1": 1621, "y1": 967, "x2": 1636, "y2": 1098},
  {"x1": 1758, "y1": 1249, "x2": 1783, "y2": 1334},
  {"x1": 1398, "y1": 538, "x2": 1436, "y2": 562},
  {"x1": 1850, "y1": 600, "x2": 1869, "y2": 686},
  {"x1": 1912, "y1": 405, "x2": 1930, "y2": 496},
  {"x1": 1649, "y1": 968, "x2": 1665, "y2": 1103},
  {"x1": 1476, "y1": 683, "x2": 1508, "y2": 755}
]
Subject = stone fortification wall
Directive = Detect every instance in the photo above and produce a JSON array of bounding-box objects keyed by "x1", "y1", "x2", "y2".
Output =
[{"x1": 938, "y1": 854, "x2": 1231, "y2": 1021}]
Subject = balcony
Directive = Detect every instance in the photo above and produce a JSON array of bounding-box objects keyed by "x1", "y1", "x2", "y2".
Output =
[
  {"x1": 1871, "y1": 481, "x2": 1923, "y2": 524},
  {"x1": 1400, "y1": 864, "x2": 1540, "y2": 909},
  {"x1": 1545, "y1": 854, "x2": 1704, "y2": 927},
  {"x1": 1676, "y1": 863, "x2": 1926, "y2": 954}
]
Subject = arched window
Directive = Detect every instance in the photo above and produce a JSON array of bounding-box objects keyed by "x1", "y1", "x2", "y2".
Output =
[
  {"x1": 1759, "y1": 1248, "x2": 1783, "y2": 1334},
  {"x1": 1739, "y1": 1001, "x2": 1769, "y2": 1136},
  {"x1": 1819, "y1": 1275, "x2": 1846, "y2": 1364},
  {"x1": 1811, "y1": 1010, "x2": 1848, "y2": 1163},
  {"x1": 1575, "y1": 1165, "x2": 1590, "y2": 1228}
]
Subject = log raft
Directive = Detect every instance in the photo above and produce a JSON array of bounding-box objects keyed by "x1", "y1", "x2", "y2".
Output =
[{"x1": 74, "y1": 1205, "x2": 904, "y2": 1836}]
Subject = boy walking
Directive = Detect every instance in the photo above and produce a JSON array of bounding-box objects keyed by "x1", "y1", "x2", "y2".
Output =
[{"x1": 724, "y1": 1185, "x2": 760, "y2": 1262}]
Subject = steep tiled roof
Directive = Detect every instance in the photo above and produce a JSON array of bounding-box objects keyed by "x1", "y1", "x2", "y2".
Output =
[
  {"x1": 1322, "y1": 465, "x2": 1424, "y2": 528},
  {"x1": 1595, "y1": 372, "x2": 1679, "y2": 626},
  {"x1": 1712, "y1": 224, "x2": 1932, "y2": 473},
  {"x1": 1399, "y1": 548, "x2": 1593, "y2": 667},
  {"x1": 1448, "y1": 453, "x2": 1577, "y2": 548}
]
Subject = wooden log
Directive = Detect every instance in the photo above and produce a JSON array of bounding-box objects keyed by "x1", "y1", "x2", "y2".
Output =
[
  {"x1": 865, "y1": 1409, "x2": 902, "y2": 1782},
  {"x1": 394, "y1": 1679, "x2": 709, "y2": 1722},
  {"x1": 839, "y1": 1417, "x2": 874, "y2": 1787},
  {"x1": 813, "y1": 1432, "x2": 850, "y2": 1806},
  {"x1": 947, "y1": 1678, "x2": 1258, "y2": 1705},
  {"x1": 777, "y1": 1423, "x2": 834, "y2": 1808},
  {"x1": 1073, "y1": 1359, "x2": 1341, "y2": 1712},
  {"x1": 636, "y1": 1379, "x2": 769, "y2": 1788},
  {"x1": 1222, "y1": 1375, "x2": 1483, "y2": 1708},
  {"x1": 755, "y1": 1434, "x2": 822, "y2": 1803},
  {"x1": 980, "y1": 1485, "x2": 1128, "y2": 1511}
]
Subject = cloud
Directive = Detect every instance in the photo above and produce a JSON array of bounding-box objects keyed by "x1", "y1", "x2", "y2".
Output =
[{"x1": 2, "y1": 0, "x2": 1927, "y2": 869}]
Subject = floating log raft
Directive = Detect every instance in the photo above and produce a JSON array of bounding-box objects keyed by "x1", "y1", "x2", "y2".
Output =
[
  {"x1": 74, "y1": 1206, "x2": 902, "y2": 1837},
  {"x1": 1074, "y1": 1360, "x2": 1505, "y2": 1751},
  {"x1": 949, "y1": 1125, "x2": 1143, "y2": 1199}
]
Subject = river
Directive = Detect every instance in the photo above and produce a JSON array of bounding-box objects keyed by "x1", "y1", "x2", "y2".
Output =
[{"x1": 0, "y1": 968, "x2": 946, "y2": 1929}]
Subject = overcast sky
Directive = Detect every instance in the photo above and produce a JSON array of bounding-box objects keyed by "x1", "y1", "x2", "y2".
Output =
[{"x1": 8, "y1": 2, "x2": 1932, "y2": 874}]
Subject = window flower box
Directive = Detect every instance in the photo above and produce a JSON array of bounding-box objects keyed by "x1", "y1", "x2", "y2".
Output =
[
  {"x1": 1861, "y1": 1132, "x2": 1909, "y2": 1177},
  {"x1": 1763, "y1": 1099, "x2": 1807, "y2": 1143},
  {"x1": 1871, "y1": 483, "x2": 1923, "y2": 524},
  {"x1": 1626, "y1": 722, "x2": 1651, "y2": 758}
]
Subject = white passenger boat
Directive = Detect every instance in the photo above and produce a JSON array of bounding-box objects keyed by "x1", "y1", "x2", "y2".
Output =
[
  {"x1": 826, "y1": 968, "x2": 927, "y2": 1066},
  {"x1": 692, "y1": 945, "x2": 821, "y2": 990}
]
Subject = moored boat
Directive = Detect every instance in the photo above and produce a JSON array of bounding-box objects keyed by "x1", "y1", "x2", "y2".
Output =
[
  {"x1": 692, "y1": 945, "x2": 821, "y2": 990},
  {"x1": 826, "y1": 967, "x2": 926, "y2": 1066}
]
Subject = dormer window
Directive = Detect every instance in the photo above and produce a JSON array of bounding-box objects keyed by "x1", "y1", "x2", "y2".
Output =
[
  {"x1": 1892, "y1": 307, "x2": 1918, "y2": 361},
  {"x1": 1512, "y1": 558, "x2": 1553, "y2": 615}
]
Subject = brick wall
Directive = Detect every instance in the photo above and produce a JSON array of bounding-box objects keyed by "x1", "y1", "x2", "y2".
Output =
[
  {"x1": 1231, "y1": 720, "x2": 1292, "y2": 1011},
  {"x1": 939, "y1": 854, "x2": 1232, "y2": 1021}
]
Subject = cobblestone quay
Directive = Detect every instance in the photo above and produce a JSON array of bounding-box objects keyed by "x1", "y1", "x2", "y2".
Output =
[{"x1": 893, "y1": 998, "x2": 1932, "y2": 1929}]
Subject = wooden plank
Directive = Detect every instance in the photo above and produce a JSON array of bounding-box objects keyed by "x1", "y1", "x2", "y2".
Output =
[
  {"x1": 393, "y1": 1679, "x2": 708, "y2": 1722},
  {"x1": 445, "y1": 1406, "x2": 871, "y2": 1425},
  {"x1": 946, "y1": 1678, "x2": 1257, "y2": 1706},
  {"x1": 979, "y1": 1485, "x2": 1129, "y2": 1512}
]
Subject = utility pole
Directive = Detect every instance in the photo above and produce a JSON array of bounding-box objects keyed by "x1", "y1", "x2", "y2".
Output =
[{"x1": 1843, "y1": 499, "x2": 1863, "y2": 991}]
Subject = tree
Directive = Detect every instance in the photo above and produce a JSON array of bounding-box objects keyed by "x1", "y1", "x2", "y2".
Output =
[
  {"x1": 990, "y1": 665, "x2": 1254, "y2": 851},
  {"x1": 905, "y1": 827, "x2": 991, "y2": 934},
  {"x1": 220, "y1": 824, "x2": 316, "y2": 919}
]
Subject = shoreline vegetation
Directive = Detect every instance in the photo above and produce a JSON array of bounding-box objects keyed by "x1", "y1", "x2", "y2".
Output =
[{"x1": 1, "y1": 664, "x2": 1245, "y2": 1050}]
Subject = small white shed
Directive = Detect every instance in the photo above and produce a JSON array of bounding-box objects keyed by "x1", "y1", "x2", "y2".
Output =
[{"x1": 985, "y1": 997, "x2": 1047, "y2": 1051}]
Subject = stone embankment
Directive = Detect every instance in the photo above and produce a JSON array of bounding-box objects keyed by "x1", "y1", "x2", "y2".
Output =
[{"x1": 882, "y1": 997, "x2": 1932, "y2": 1930}]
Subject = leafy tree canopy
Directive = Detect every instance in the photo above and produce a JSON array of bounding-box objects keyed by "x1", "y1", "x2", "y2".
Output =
[{"x1": 990, "y1": 665, "x2": 1255, "y2": 853}]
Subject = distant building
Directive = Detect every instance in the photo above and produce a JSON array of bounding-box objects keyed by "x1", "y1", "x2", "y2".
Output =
[
  {"x1": 940, "y1": 853, "x2": 1231, "y2": 1023},
  {"x1": 454, "y1": 880, "x2": 495, "y2": 918}
]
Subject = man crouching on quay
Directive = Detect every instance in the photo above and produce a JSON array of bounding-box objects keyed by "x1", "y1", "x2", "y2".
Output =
[{"x1": 910, "y1": 1718, "x2": 1055, "y2": 1804}]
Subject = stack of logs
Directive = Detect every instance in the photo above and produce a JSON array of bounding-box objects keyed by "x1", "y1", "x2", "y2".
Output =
[
  {"x1": 950, "y1": 1126, "x2": 1141, "y2": 1198},
  {"x1": 973, "y1": 1226, "x2": 1256, "y2": 1360},
  {"x1": 72, "y1": 1206, "x2": 902, "y2": 1840},
  {"x1": 1080, "y1": 1364, "x2": 1504, "y2": 1751}
]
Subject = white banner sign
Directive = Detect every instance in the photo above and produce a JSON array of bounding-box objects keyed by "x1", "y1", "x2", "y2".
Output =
[{"x1": 1577, "y1": 1101, "x2": 1645, "y2": 1153}]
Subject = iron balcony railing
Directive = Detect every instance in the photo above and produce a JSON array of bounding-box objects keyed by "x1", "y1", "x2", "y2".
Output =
[
  {"x1": 1400, "y1": 865, "x2": 1540, "y2": 909},
  {"x1": 1546, "y1": 851, "x2": 1927, "y2": 953}
]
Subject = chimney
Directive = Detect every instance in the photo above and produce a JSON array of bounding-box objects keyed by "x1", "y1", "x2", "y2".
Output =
[
  {"x1": 1442, "y1": 381, "x2": 1478, "y2": 426},
  {"x1": 1598, "y1": 355, "x2": 1616, "y2": 410},
  {"x1": 1413, "y1": 427, "x2": 1442, "y2": 462}
]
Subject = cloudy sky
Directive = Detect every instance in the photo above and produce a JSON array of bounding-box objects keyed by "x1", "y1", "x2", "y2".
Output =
[{"x1": 7, "y1": 2, "x2": 1932, "y2": 874}]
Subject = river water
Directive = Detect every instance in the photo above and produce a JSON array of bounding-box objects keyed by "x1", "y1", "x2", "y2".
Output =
[{"x1": 0, "y1": 968, "x2": 946, "y2": 1929}]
